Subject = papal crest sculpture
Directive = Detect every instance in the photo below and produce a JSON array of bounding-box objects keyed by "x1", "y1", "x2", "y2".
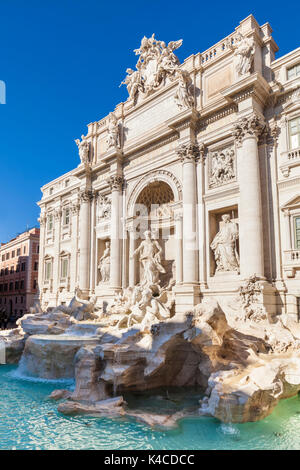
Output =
[{"x1": 120, "y1": 34, "x2": 193, "y2": 107}]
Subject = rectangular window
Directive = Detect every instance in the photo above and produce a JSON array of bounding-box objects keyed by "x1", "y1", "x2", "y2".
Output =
[
  {"x1": 63, "y1": 208, "x2": 70, "y2": 226},
  {"x1": 34, "y1": 261, "x2": 38, "y2": 271},
  {"x1": 47, "y1": 214, "x2": 53, "y2": 231},
  {"x1": 20, "y1": 280, "x2": 24, "y2": 289},
  {"x1": 33, "y1": 279, "x2": 37, "y2": 289},
  {"x1": 287, "y1": 63, "x2": 300, "y2": 80},
  {"x1": 295, "y1": 217, "x2": 300, "y2": 250},
  {"x1": 17, "y1": 248, "x2": 20, "y2": 256},
  {"x1": 45, "y1": 261, "x2": 52, "y2": 280},
  {"x1": 60, "y1": 257, "x2": 69, "y2": 279},
  {"x1": 289, "y1": 117, "x2": 300, "y2": 150}
]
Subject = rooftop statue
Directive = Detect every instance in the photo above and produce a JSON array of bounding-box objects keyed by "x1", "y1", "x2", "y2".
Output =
[
  {"x1": 106, "y1": 112, "x2": 120, "y2": 150},
  {"x1": 75, "y1": 135, "x2": 90, "y2": 164},
  {"x1": 233, "y1": 32, "x2": 255, "y2": 76}
]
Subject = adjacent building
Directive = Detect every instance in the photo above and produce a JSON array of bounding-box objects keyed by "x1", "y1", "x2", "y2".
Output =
[
  {"x1": 37, "y1": 15, "x2": 300, "y2": 319},
  {"x1": 0, "y1": 228, "x2": 40, "y2": 319}
]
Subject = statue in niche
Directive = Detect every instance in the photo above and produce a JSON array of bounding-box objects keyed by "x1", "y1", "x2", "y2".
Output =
[
  {"x1": 210, "y1": 214, "x2": 239, "y2": 273},
  {"x1": 106, "y1": 112, "x2": 120, "y2": 149},
  {"x1": 75, "y1": 135, "x2": 90, "y2": 164},
  {"x1": 174, "y1": 69, "x2": 194, "y2": 110},
  {"x1": 210, "y1": 148, "x2": 235, "y2": 187},
  {"x1": 133, "y1": 230, "x2": 166, "y2": 287},
  {"x1": 98, "y1": 241, "x2": 111, "y2": 283},
  {"x1": 233, "y1": 32, "x2": 255, "y2": 76}
]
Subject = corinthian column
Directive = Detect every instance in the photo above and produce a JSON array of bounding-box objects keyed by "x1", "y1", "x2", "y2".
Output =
[
  {"x1": 176, "y1": 142, "x2": 199, "y2": 284},
  {"x1": 79, "y1": 189, "x2": 93, "y2": 297},
  {"x1": 234, "y1": 113, "x2": 265, "y2": 279},
  {"x1": 108, "y1": 176, "x2": 123, "y2": 290}
]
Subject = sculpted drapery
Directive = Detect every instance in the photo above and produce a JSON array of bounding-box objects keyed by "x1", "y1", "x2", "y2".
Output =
[
  {"x1": 133, "y1": 230, "x2": 166, "y2": 287},
  {"x1": 210, "y1": 214, "x2": 239, "y2": 273}
]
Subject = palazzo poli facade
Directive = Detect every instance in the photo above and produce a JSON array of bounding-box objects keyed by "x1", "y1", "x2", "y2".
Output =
[{"x1": 37, "y1": 15, "x2": 300, "y2": 319}]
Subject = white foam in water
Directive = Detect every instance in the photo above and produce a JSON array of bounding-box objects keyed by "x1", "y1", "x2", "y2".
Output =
[
  {"x1": 8, "y1": 357, "x2": 74, "y2": 385},
  {"x1": 219, "y1": 423, "x2": 240, "y2": 436}
]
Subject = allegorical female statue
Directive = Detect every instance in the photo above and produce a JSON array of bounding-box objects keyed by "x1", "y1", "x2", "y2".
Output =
[
  {"x1": 210, "y1": 214, "x2": 239, "y2": 273},
  {"x1": 133, "y1": 230, "x2": 166, "y2": 287},
  {"x1": 98, "y1": 241, "x2": 111, "y2": 283}
]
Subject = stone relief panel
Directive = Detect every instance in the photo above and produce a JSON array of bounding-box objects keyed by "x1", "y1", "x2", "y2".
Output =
[
  {"x1": 97, "y1": 195, "x2": 111, "y2": 223},
  {"x1": 208, "y1": 147, "x2": 236, "y2": 188}
]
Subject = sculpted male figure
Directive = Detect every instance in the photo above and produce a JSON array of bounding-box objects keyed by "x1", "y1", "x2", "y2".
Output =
[
  {"x1": 133, "y1": 230, "x2": 166, "y2": 287},
  {"x1": 210, "y1": 214, "x2": 239, "y2": 273}
]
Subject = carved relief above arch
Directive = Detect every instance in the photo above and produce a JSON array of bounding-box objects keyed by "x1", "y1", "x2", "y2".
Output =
[{"x1": 127, "y1": 169, "x2": 182, "y2": 217}]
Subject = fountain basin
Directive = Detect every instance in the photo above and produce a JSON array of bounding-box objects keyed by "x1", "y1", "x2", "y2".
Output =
[{"x1": 20, "y1": 334, "x2": 99, "y2": 379}]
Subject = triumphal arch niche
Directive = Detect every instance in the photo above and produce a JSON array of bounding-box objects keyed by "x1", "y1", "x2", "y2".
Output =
[{"x1": 126, "y1": 171, "x2": 183, "y2": 291}]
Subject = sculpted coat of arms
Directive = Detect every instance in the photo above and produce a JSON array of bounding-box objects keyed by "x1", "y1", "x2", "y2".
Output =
[{"x1": 120, "y1": 34, "x2": 192, "y2": 106}]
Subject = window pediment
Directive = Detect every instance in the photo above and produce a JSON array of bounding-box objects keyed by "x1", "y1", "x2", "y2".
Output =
[{"x1": 281, "y1": 194, "x2": 300, "y2": 211}]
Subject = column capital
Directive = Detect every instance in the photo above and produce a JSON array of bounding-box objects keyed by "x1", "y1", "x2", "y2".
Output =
[
  {"x1": 176, "y1": 142, "x2": 200, "y2": 163},
  {"x1": 80, "y1": 189, "x2": 94, "y2": 203},
  {"x1": 233, "y1": 113, "x2": 265, "y2": 145},
  {"x1": 107, "y1": 175, "x2": 124, "y2": 191},
  {"x1": 38, "y1": 215, "x2": 47, "y2": 226},
  {"x1": 71, "y1": 202, "x2": 80, "y2": 214}
]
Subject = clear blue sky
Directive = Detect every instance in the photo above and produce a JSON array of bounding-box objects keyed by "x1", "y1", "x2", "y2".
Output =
[{"x1": 0, "y1": 0, "x2": 299, "y2": 243}]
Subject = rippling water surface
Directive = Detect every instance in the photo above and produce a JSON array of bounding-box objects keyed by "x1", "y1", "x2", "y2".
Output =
[{"x1": 1, "y1": 365, "x2": 300, "y2": 450}]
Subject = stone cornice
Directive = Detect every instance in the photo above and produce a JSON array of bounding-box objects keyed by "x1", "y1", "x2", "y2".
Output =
[
  {"x1": 123, "y1": 127, "x2": 179, "y2": 162},
  {"x1": 222, "y1": 72, "x2": 271, "y2": 108}
]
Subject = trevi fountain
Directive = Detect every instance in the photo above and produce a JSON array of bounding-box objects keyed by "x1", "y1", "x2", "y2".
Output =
[{"x1": 2, "y1": 15, "x2": 300, "y2": 449}]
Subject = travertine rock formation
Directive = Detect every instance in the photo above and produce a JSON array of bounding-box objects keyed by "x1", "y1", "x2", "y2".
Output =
[
  {"x1": 2, "y1": 294, "x2": 300, "y2": 426},
  {"x1": 0, "y1": 328, "x2": 26, "y2": 364}
]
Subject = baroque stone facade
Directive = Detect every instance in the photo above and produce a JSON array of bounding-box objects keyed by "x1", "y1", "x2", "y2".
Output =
[{"x1": 37, "y1": 15, "x2": 300, "y2": 318}]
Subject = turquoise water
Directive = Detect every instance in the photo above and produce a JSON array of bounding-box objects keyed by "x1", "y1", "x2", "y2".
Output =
[{"x1": 1, "y1": 364, "x2": 300, "y2": 450}]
